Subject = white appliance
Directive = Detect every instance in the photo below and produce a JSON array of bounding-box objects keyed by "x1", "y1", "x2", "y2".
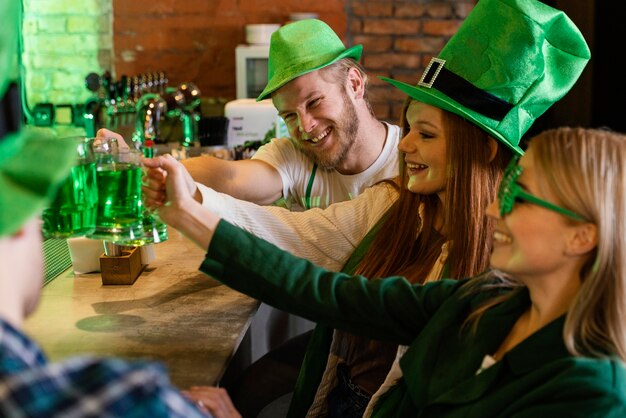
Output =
[
  {"x1": 224, "y1": 98, "x2": 287, "y2": 147},
  {"x1": 235, "y1": 24, "x2": 280, "y2": 99},
  {"x1": 235, "y1": 44, "x2": 270, "y2": 99}
]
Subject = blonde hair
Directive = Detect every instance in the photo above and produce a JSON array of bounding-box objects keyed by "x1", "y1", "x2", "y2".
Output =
[
  {"x1": 538, "y1": 127, "x2": 626, "y2": 360},
  {"x1": 467, "y1": 127, "x2": 626, "y2": 361},
  {"x1": 318, "y1": 58, "x2": 374, "y2": 117}
]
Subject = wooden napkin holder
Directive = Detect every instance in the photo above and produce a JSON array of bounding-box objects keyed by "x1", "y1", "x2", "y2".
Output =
[{"x1": 99, "y1": 246, "x2": 144, "y2": 285}]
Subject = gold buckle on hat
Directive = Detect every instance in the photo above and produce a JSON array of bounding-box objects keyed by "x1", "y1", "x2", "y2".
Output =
[{"x1": 418, "y1": 57, "x2": 446, "y2": 88}]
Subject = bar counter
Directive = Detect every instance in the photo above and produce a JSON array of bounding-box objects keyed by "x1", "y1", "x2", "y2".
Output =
[{"x1": 24, "y1": 228, "x2": 259, "y2": 388}]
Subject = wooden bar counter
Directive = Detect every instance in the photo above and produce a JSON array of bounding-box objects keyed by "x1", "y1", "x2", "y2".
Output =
[{"x1": 24, "y1": 228, "x2": 259, "y2": 389}]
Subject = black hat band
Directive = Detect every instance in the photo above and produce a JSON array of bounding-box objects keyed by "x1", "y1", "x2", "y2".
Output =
[{"x1": 419, "y1": 58, "x2": 513, "y2": 121}]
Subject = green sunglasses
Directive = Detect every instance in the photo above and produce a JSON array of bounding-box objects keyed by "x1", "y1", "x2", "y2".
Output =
[{"x1": 498, "y1": 156, "x2": 586, "y2": 221}]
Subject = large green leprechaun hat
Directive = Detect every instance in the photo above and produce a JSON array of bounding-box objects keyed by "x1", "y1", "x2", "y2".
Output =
[{"x1": 381, "y1": 0, "x2": 590, "y2": 155}]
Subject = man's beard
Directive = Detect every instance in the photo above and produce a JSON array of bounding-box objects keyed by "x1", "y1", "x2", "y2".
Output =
[{"x1": 296, "y1": 91, "x2": 360, "y2": 170}]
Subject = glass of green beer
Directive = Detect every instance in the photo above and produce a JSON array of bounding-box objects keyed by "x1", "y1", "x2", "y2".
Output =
[
  {"x1": 118, "y1": 139, "x2": 169, "y2": 246},
  {"x1": 87, "y1": 138, "x2": 145, "y2": 243},
  {"x1": 122, "y1": 210, "x2": 168, "y2": 246},
  {"x1": 42, "y1": 137, "x2": 98, "y2": 239}
]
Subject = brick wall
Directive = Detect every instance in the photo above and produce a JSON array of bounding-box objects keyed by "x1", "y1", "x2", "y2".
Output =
[
  {"x1": 21, "y1": 0, "x2": 475, "y2": 125},
  {"x1": 22, "y1": 0, "x2": 113, "y2": 107},
  {"x1": 347, "y1": 0, "x2": 476, "y2": 122},
  {"x1": 111, "y1": 0, "x2": 475, "y2": 123},
  {"x1": 112, "y1": 0, "x2": 347, "y2": 101}
]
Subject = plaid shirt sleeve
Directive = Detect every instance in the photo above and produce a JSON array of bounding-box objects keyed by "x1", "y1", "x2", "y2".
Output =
[{"x1": 0, "y1": 320, "x2": 208, "y2": 418}]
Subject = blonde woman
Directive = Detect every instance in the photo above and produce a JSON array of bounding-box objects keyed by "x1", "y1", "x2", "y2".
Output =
[{"x1": 149, "y1": 127, "x2": 626, "y2": 417}]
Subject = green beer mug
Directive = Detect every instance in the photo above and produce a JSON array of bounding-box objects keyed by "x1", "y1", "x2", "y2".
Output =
[
  {"x1": 88, "y1": 138, "x2": 145, "y2": 243},
  {"x1": 42, "y1": 137, "x2": 98, "y2": 239},
  {"x1": 118, "y1": 140, "x2": 169, "y2": 246}
]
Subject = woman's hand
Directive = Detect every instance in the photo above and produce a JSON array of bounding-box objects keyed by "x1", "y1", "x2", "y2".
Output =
[
  {"x1": 142, "y1": 154, "x2": 202, "y2": 209},
  {"x1": 142, "y1": 154, "x2": 200, "y2": 223},
  {"x1": 182, "y1": 386, "x2": 242, "y2": 418},
  {"x1": 142, "y1": 154, "x2": 220, "y2": 251}
]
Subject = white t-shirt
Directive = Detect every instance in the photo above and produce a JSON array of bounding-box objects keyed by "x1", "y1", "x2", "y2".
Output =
[
  {"x1": 251, "y1": 122, "x2": 401, "y2": 211},
  {"x1": 197, "y1": 121, "x2": 401, "y2": 361},
  {"x1": 197, "y1": 182, "x2": 399, "y2": 271}
]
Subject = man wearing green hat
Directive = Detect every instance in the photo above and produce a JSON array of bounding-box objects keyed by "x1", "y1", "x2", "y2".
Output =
[
  {"x1": 0, "y1": 2, "x2": 213, "y2": 416},
  {"x1": 102, "y1": 19, "x2": 399, "y2": 211},
  {"x1": 184, "y1": 19, "x2": 399, "y2": 213},
  {"x1": 102, "y1": 16, "x2": 400, "y2": 372},
  {"x1": 163, "y1": 19, "x2": 401, "y2": 414},
  {"x1": 96, "y1": 17, "x2": 400, "y2": 416}
]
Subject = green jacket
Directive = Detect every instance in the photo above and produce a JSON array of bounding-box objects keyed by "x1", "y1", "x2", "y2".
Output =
[
  {"x1": 285, "y1": 209, "x2": 391, "y2": 417},
  {"x1": 201, "y1": 221, "x2": 626, "y2": 417}
]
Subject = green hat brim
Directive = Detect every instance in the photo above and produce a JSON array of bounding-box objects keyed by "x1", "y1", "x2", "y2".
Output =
[
  {"x1": 0, "y1": 129, "x2": 76, "y2": 236},
  {"x1": 257, "y1": 44, "x2": 363, "y2": 102},
  {"x1": 380, "y1": 76, "x2": 524, "y2": 156}
]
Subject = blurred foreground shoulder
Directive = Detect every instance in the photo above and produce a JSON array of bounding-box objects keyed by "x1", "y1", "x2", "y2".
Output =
[{"x1": 550, "y1": 356, "x2": 626, "y2": 417}]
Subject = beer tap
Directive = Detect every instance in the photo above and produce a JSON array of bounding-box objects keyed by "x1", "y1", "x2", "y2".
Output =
[
  {"x1": 139, "y1": 74, "x2": 148, "y2": 96},
  {"x1": 82, "y1": 70, "x2": 171, "y2": 137},
  {"x1": 125, "y1": 76, "x2": 134, "y2": 114},
  {"x1": 133, "y1": 93, "x2": 167, "y2": 147},
  {"x1": 83, "y1": 97, "x2": 101, "y2": 138},
  {"x1": 176, "y1": 82, "x2": 201, "y2": 147},
  {"x1": 157, "y1": 72, "x2": 167, "y2": 94},
  {"x1": 115, "y1": 77, "x2": 126, "y2": 125},
  {"x1": 83, "y1": 72, "x2": 103, "y2": 138},
  {"x1": 146, "y1": 73, "x2": 154, "y2": 93}
]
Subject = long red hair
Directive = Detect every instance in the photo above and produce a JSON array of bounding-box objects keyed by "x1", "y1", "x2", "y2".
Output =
[{"x1": 354, "y1": 100, "x2": 512, "y2": 282}]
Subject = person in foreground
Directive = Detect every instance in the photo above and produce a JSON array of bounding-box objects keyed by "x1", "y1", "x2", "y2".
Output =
[
  {"x1": 148, "y1": 126, "x2": 626, "y2": 417},
  {"x1": 0, "y1": 2, "x2": 213, "y2": 416}
]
